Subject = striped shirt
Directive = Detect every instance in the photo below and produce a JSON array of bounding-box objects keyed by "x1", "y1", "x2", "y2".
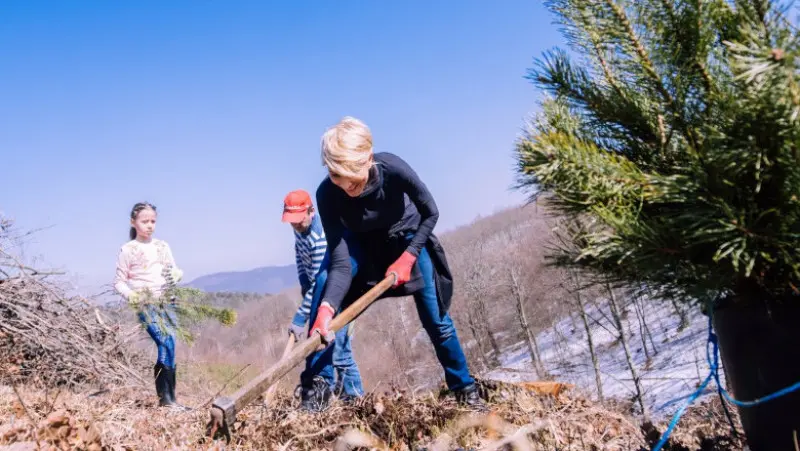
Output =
[{"x1": 293, "y1": 213, "x2": 327, "y2": 322}]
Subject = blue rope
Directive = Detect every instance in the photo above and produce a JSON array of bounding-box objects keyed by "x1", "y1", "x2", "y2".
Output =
[
  {"x1": 651, "y1": 316, "x2": 800, "y2": 450},
  {"x1": 718, "y1": 376, "x2": 800, "y2": 408},
  {"x1": 651, "y1": 317, "x2": 717, "y2": 451}
]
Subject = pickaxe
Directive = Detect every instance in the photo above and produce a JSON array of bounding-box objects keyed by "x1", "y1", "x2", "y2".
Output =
[{"x1": 206, "y1": 273, "x2": 397, "y2": 443}]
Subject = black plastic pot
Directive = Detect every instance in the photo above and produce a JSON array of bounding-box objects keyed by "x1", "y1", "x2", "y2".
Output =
[{"x1": 713, "y1": 297, "x2": 800, "y2": 450}]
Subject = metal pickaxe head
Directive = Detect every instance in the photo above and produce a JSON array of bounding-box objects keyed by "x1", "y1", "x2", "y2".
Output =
[
  {"x1": 201, "y1": 274, "x2": 396, "y2": 442},
  {"x1": 206, "y1": 400, "x2": 234, "y2": 444}
]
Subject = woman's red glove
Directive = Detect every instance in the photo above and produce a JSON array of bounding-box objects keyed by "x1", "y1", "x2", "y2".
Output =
[
  {"x1": 386, "y1": 251, "x2": 417, "y2": 287},
  {"x1": 310, "y1": 302, "x2": 336, "y2": 348}
]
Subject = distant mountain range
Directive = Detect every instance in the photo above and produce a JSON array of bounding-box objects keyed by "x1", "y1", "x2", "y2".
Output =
[{"x1": 184, "y1": 264, "x2": 298, "y2": 294}]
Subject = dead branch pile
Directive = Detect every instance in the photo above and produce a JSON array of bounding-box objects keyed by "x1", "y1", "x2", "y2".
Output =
[
  {"x1": 0, "y1": 217, "x2": 147, "y2": 389},
  {"x1": 0, "y1": 275, "x2": 148, "y2": 389},
  {"x1": 0, "y1": 379, "x2": 744, "y2": 451}
]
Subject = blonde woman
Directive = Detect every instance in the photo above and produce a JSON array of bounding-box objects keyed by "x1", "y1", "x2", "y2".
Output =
[{"x1": 298, "y1": 116, "x2": 485, "y2": 412}]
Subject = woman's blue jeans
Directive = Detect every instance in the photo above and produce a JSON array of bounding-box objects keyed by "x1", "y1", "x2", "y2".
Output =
[{"x1": 300, "y1": 239, "x2": 474, "y2": 392}]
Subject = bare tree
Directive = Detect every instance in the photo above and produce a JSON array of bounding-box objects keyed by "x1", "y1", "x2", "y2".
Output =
[
  {"x1": 567, "y1": 269, "x2": 603, "y2": 402},
  {"x1": 606, "y1": 282, "x2": 649, "y2": 421},
  {"x1": 489, "y1": 226, "x2": 550, "y2": 377},
  {"x1": 467, "y1": 311, "x2": 494, "y2": 370},
  {"x1": 630, "y1": 290, "x2": 658, "y2": 361},
  {"x1": 508, "y1": 263, "x2": 545, "y2": 377},
  {"x1": 444, "y1": 290, "x2": 492, "y2": 374},
  {"x1": 670, "y1": 297, "x2": 690, "y2": 331},
  {"x1": 474, "y1": 290, "x2": 503, "y2": 363},
  {"x1": 629, "y1": 294, "x2": 650, "y2": 363},
  {"x1": 448, "y1": 232, "x2": 502, "y2": 368}
]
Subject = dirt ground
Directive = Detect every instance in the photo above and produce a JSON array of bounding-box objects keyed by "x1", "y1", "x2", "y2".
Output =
[{"x1": 0, "y1": 378, "x2": 744, "y2": 451}]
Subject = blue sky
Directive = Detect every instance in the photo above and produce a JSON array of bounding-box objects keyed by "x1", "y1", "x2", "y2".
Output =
[{"x1": 0, "y1": 1, "x2": 563, "y2": 294}]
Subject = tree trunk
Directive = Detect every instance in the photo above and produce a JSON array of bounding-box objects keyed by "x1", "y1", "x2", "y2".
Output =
[
  {"x1": 607, "y1": 283, "x2": 649, "y2": 421},
  {"x1": 486, "y1": 329, "x2": 502, "y2": 367},
  {"x1": 575, "y1": 284, "x2": 603, "y2": 402},
  {"x1": 583, "y1": 299, "x2": 617, "y2": 337},
  {"x1": 510, "y1": 268, "x2": 544, "y2": 377},
  {"x1": 670, "y1": 297, "x2": 689, "y2": 331},
  {"x1": 632, "y1": 294, "x2": 651, "y2": 363},
  {"x1": 591, "y1": 299, "x2": 617, "y2": 335},
  {"x1": 639, "y1": 298, "x2": 658, "y2": 356},
  {"x1": 475, "y1": 297, "x2": 502, "y2": 367},
  {"x1": 465, "y1": 310, "x2": 491, "y2": 372},
  {"x1": 632, "y1": 293, "x2": 658, "y2": 360},
  {"x1": 530, "y1": 327, "x2": 544, "y2": 376}
]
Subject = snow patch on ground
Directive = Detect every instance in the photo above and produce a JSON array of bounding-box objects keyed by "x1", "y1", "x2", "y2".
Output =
[{"x1": 486, "y1": 297, "x2": 727, "y2": 420}]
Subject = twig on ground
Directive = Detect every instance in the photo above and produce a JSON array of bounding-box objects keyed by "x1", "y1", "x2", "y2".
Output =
[{"x1": 197, "y1": 363, "x2": 252, "y2": 409}]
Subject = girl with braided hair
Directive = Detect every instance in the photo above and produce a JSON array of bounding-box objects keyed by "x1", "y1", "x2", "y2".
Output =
[{"x1": 113, "y1": 202, "x2": 188, "y2": 409}]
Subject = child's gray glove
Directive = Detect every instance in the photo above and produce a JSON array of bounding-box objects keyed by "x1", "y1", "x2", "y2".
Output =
[{"x1": 288, "y1": 322, "x2": 306, "y2": 340}]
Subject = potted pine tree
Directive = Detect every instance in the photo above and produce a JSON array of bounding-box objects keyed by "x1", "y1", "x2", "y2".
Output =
[{"x1": 514, "y1": 0, "x2": 800, "y2": 449}]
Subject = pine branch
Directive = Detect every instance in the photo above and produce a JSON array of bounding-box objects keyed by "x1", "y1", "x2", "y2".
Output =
[
  {"x1": 127, "y1": 286, "x2": 237, "y2": 345},
  {"x1": 517, "y1": 0, "x2": 800, "y2": 305},
  {"x1": 529, "y1": 50, "x2": 664, "y2": 168},
  {"x1": 604, "y1": 0, "x2": 676, "y2": 108}
]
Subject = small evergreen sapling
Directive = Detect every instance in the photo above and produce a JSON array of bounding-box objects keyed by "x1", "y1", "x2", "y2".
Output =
[
  {"x1": 514, "y1": 0, "x2": 800, "y2": 309},
  {"x1": 127, "y1": 264, "x2": 237, "y2": 344}
]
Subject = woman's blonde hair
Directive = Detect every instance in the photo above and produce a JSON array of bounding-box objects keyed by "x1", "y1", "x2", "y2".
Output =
[{"x1": 321, "y1": 116, "x2": 374, "y2": 178}]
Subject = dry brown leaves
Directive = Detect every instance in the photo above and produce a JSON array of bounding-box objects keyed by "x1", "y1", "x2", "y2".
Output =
[
  {"x1": 2, "y1": 410, "x2": 103, "y2": 451},
  {"x1": 213, "y1": 378, "x2": 744, "y2": 450},
  {"x1": 0, "y1": 384, "x2": 209, "y2": 451},
  {"x1": 0, "y1": 379, "x2": 744, "y2": 451}
]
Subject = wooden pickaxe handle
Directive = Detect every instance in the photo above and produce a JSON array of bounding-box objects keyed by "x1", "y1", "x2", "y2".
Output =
[
  {"x1": 208, "y1": 273, "x2": 397, "y2": 438},
  {"x1": 262, "y1": 334, "x2": 296, "y2": 405}
]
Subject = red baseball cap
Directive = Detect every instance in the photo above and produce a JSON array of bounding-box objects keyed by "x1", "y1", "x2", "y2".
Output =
[{"x1": 282, "y1": 189, "x2": 312, "y2": 223}]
